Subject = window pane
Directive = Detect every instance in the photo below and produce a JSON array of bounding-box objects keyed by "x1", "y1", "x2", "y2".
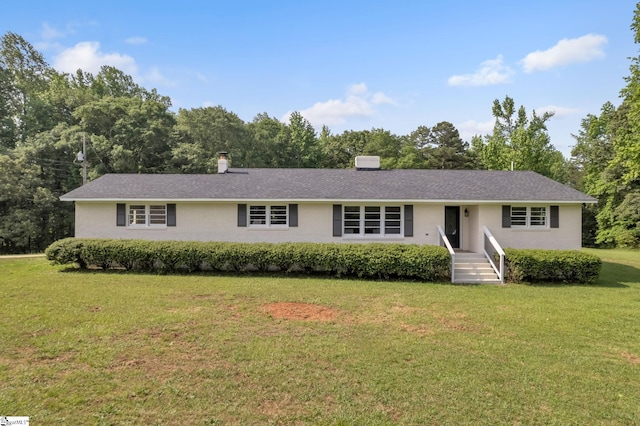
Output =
[
  {"x1": 343, "y1": 206, "x2": 360, "y2": 234},
  {"x1": 270, "y1": 205, "x2": 287, "y2": 225},
  {"x1": 384, "y1": 206, "x2": 402, "y2": 234},
  {"x1": 249, "y1": 205, "x2": 266, "y2": 225},
  {"x1": 129, "y1": 205, "x2": 146, "y2": 225},
  {"x1": 364, "y1": 206, "x2": 380, "y2": 234},
  {"x1": 149, "y1": 205, "x2": 166, "y2": 225},
  {"x1": 530, "y1": 207, "x2": 546, "y2": 226},
  {"x1": 511, "y1": 207, "x2": 527, "y2": 226}
]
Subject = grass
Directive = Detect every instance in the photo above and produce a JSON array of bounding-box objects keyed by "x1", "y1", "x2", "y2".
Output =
[{"x1": 0, "y1": 250, "x2": 639, "y2": 425}]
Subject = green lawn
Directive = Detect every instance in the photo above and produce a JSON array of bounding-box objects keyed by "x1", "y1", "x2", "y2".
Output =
[{"x1": 1, "y1": 250, "x2": 639, "y2": 425}]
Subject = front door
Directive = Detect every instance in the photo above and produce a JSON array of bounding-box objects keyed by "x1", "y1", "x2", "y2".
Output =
[{"x1": 444, "y1": 206, "x2": 460, "y2": 249}]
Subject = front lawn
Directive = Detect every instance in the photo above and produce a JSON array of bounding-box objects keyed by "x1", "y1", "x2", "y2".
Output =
[{"x1": 0, "y1": 250, "x2": 639, "y2": 424}]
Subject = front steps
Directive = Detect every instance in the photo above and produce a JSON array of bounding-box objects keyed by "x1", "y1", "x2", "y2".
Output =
[{"x1": 453, "y1": 252, "x2": 502, "y2": 284}]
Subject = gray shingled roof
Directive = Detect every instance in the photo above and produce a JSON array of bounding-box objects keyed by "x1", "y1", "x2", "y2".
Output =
[{"x1": 60, "y1": 169, "x2": 596, "y2": 203}]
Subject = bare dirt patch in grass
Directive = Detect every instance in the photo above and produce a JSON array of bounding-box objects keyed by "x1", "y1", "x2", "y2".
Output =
[
  {"x1": 621, "y1": 351, "x2": 640, "y2": 365},
  {"x1": 433, "y1": 311, "x2": 483, "y2": 333},
  {"x1": 400, "y1": 323, "x2": 434, "y2": 335},
  {"x1": 261, "y1": 302, "x2": 339, "y2": 321}
]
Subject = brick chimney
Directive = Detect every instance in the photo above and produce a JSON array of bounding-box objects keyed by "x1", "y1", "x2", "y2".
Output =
[{"x1": 217, "y1": 151, "x2": 228, "y2": 174}]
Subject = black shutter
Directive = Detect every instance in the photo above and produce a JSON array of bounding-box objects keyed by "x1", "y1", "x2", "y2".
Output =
[
  {"x1": 167, "y1": 204, "x2": 176, "y2": 226},
  {"x1": 333, "y1": 204, "x2": 342, "y2": 237},
  {"x1": 289, "y1": 204, "x2": 298, "y2": 227},
  {"x1": 550, "y1": 205, "x2": 559, "y2": 228},
  {"x1": 404, "y1": 205, "x2": 413, "y2": 237},
  {"x1": 502, "y1": 205, "x2": 511, "y2": 228},
  {"x1": 238, "y1": 204, "x2": 247, "y2": 227},
  {"x1": 117, "y1": 203, "x2": 126, "y2": 226}
]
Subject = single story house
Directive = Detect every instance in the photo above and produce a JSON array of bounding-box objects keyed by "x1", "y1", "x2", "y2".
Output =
[{"x1": 60, "y1": 155, "x2": 596, "y2": 282}]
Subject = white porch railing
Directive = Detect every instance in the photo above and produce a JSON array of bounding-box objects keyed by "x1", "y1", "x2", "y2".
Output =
[
  {"x1": 437, "y1": 225, "x2": 456, "y2": 283},
  {"x1": 483, "y1": 226, "x2": 505, "y2": 284}
]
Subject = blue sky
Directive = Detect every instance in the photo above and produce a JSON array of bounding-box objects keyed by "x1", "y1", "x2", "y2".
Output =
[{"x1": 2, "y1": 0, "x2": 638, "y2": 156}]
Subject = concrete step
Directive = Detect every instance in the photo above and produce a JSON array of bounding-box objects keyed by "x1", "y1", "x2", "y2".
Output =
[
  {"x1": 454, "y1": 276, "x2": 502, "y2": 284},
  {"x1": 454, "y1": 255, "x2": 488, "y2": 264},
  {"x1": 453, "y1": 253, "x2": 500, "y2": 283},
  {"x1": 455, "y1": 263, "x2": 494, "y2": 270}
]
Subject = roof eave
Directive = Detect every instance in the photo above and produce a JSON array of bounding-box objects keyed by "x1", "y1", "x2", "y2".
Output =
[{"x1": 61, "y1": 197, "x2": 597, "y2": 204}]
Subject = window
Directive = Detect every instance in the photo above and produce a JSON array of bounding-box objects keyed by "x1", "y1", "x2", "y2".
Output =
[
  {"x1": 530, "y1": 207, "x2": 546, "y2": 226},
  {"x1": 128, "y1": 204, "x2": 166, "y2": 226},
  {"x1": 510, "y1": 207, "x2": 527, "y2": 227},
  {"x1": 385, "y1": 206, "x2": 402, "y2": 234},
  {"x1": 343, "y1": 205, "x2": 403, "y2": 237},
  {"x1": 249, "y1": 205, "x2": 288, "y2": 227},
  {"x1": 510, "y1": 206, "x2": 547, "y2": 228}
]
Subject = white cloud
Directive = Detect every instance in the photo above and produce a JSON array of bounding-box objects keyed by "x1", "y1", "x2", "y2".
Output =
[
  {"x1": 348, "y1": 82, "x2": 368, "y2": 96},
  {"x1": 458, "y1": 118, "x2": 496, "y2": 140},
  {"x1": 41, "y1": 23, "x2": 65, "y2": 40},
  {"x1": 521, "y1": 34, "x2": 607, "y2": 73},
  {"x1": 53, "y1": 41, "x2": 138, "y2": 75},
  {"x1": 371, "y1": 92, "x2": 396, "y2": 105},
  {"x1": 283, "y1": 83, "x2": 396, "y2": 127},
  {"x1": 535, "y1": 105, "x2": 580, "y2": 119},
  {"x1": 38, "y1": 20, "x2": 98, "y2": 42},
  {"x1": 448, "y1": 55, "x2": 514, "y2": 87},
  {"x1": 125, "y1": 36, "x2": 148, "y2": 45},
  {"x1": 143, "y1": 66, "x2": 175, "y2": 87}
]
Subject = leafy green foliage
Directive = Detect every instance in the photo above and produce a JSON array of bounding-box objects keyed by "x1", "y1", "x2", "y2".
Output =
[
  {"x1": 0, "y1": 32, "x2": 50, "y2": 145},
  {"x1": 504, "y1": 248, "x2": 601, "y2": 284},
  {"x1": 0, "y1": 153, "x2": 58, "y2": 253},
  {"x1": 45, "y1": 238, "x2": 451, "y2": 281},
  {"x1": 473, "y1": 96, "x2": 566, "y2": 181},
  {"x1": 171, "y1": 105, "x2": 249, "y2": 172},
  {"x1": 569, "y1": 4, "x2": 640, "y2": 248}
]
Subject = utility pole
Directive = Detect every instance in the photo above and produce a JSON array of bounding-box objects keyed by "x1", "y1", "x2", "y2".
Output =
[
  {"x1": 76, "y1": 133, "x2": 87, "y2": 185},
  {"x1": 82, "y1": 133, "x2": 87, "y2": 185}
]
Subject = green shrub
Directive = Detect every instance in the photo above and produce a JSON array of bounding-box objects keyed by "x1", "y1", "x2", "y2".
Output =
[
  {"x1": 45, "y1": 237, "x2": 87, "y2": 268},
  {"x1": 504, "y1": 248, "x2": 601, "y2": 284},
  {"x1": 45, "y1": 238, "x2": 451, "y2": 282}
]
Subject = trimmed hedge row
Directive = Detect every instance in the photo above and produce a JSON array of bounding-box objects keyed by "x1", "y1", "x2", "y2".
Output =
[
  {"x1": 503, "y1": 248, "x2": 601, "y2": 284},
  {"x1": 45, "y1": 238, "x2": 451, "y2": 281}
]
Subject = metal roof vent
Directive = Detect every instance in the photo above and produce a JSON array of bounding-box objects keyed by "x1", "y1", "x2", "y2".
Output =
[{"x1": 355, "y1": 156, "x2": 381, "y2": 170}]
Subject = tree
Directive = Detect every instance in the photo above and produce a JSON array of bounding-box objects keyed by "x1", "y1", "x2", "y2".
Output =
[
  {"x1": 611, "y1": 191, "x2": 640, "y2": 248},
  {"x1": 286, "y1": 111, "x2": 319, "y2": 168},
  {"x1": 0, "y1": 66, "x2": 17, "y2": 149},
  {"x1": 426, "y1": 121, "x2": 471, "y2": 169},
  {"x1": 362, "y1": 128, "x2": 402, "y2": 169},
  {"x1": 320, "y1": 130, "x2": 371, "y2": 168},
  {"x1": 0, "y1": 32, "x2": 51, "y2": 145},
  {"x1": 171, "y1": 106, "x2": 248, "y2": 173},
  {"x1": 75, "y1": 96, "x2": 175, "y2": 176},
  {"x1": 473, "y1": 96, "x2": 566, "y2": 181},
  {"x1": 569, "y1": 3, "x2": 640, "y2": 248},
  {"x1": 615, "y1": 2, "x2": 640, "y2": 185},
  {"x1": 246, "y1": 113, "x2": 290, "y2": 167},
  {"x1": 0, "y1": 153, "x2": 57, "y2": 253}
]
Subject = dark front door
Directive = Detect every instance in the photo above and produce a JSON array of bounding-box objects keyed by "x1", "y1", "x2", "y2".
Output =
[{"x1": 445, "y1": 206, "x2": 460, "y2": 249}]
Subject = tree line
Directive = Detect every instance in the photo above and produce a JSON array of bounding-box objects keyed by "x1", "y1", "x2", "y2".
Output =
[{"x1": 1, "y1": 3, "x2": 640, "y2": 253}]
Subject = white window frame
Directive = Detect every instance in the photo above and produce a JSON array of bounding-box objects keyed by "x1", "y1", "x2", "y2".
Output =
[
  {"x1": 511, "y1": 206, "x2": 548, "y2": 229},
  {"x1": 128, "y1": 204, "x2": 167, "y2": 227},
  {"x1": 343, "y1": 205, "x2": 403, "y2": 237},
  {"x1": 248, "y1": 205, "x2": 289, "y2": 228}
]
